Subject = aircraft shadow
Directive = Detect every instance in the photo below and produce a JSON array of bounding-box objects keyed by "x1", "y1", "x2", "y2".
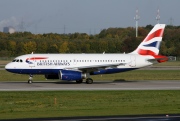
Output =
[
  {"x1": 113, "y1": 79, "x2": 137, "y2": 83},
  {"x1": 1, "y1": 79, "x2": 137, "y2": 84}
]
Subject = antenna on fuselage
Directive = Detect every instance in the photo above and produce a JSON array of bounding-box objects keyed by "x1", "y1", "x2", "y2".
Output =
[
  {"x1": 103, "y1": 51, "x2": 105, "y2": 54},
  {"x1": 31, "y1": 52, "x2": 33, "y2": 54}
]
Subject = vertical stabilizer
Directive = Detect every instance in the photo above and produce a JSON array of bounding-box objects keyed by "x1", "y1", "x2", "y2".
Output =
[{"x1": 131, "y1": 24, "x2": 165, "y2": 56}]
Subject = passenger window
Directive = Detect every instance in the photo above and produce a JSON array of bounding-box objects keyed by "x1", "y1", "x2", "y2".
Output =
[
  {"x1": 20, "y1": 59, "x2": 23, "y2": 62},
  {"x1": 16, "y1": 59, "x2": 19, "y2": 62}
]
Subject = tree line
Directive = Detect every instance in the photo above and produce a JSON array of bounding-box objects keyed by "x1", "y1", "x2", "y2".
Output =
[{"x1": 0, "y1": 25, "x2": 180, "y2": 58}]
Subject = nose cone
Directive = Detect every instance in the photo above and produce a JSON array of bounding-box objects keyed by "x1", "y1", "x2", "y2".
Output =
[
  {"x1": 5, "y1": 63, "x2": 10, "y2": 70},
  {"x1": 5, "y1": 63, "x2": 14, "y2": 72},
  {"x1": 5, "y1": 63, "x2": 23, "y2": 74}
]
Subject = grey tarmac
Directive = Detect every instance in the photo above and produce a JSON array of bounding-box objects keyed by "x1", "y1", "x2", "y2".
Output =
[{"x1": 0, "y1": 80, "x2": 180, "y2": 91}]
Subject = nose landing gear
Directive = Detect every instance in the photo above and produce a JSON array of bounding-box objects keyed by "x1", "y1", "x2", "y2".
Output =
[{"x1": 28, "y1": 74, "x2": 33, "y2": 84}]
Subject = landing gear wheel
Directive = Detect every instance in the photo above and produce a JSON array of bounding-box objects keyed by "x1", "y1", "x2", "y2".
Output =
[
  {"x1": 76, "y1": 79, "x2": 83, "y2": 83},
  {"x1": 86, "y1": 78, "x2": 93, "y2": 84},
  {"x1": 28, "y1": 80, "x2": 33, "y2": 84},
  {"x1": 28, "y1": 74, "x2": 33, "y2": 84}
]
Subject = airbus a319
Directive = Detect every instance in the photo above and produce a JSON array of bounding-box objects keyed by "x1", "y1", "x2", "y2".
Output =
[{"x1": 5, "y1": 24, "x2": 168, "y2": 84}]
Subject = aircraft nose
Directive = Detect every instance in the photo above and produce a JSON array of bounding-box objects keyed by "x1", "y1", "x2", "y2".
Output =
[
  {"x1": 5, "y1": 63, "x2": 13, "y2": 72},
  {"x1": 5, "y1": 63, "x2": 10, "y2": 70},
  {"x1": 5, "y1": 63, "x2": 20, "y2": 74}
]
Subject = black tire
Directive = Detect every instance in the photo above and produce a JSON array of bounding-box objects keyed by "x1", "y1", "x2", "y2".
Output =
[
  {"x1": 76, "y1": 79, "x2": 83, "y2": 83},
  {"x1": 28, "y1": 80, "x2": 32, "y2": 84},
  {"x1": 86, "y1": 78, "x2": 93, "y2": 84}
]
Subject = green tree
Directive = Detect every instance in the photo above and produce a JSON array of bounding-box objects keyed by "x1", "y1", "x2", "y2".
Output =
[
  {"x1": 22, "y1": 41, "x2": 37, "y2": 54},
  {"x1": 7, "y1": 40, "x2": 16, "y2": 56},
  {"x1": 59, "y1": 41, "x2": 69, "y2": 53},
  {"x1": 47, "y1": 44, "x2": 59, "y2": 53},
  {"x1": 36, "y1": 41, "x2": 48, "y2": 53}
]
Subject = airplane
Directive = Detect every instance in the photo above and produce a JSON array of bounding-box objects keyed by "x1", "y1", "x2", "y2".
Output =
[{"x1": 5, "y1": 24, "x2": 168, "y2": 84}]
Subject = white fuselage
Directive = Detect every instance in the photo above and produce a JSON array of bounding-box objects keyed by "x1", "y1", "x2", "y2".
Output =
[{"x1": 5, "y1": 53, "x2": 153, "y2": 75}]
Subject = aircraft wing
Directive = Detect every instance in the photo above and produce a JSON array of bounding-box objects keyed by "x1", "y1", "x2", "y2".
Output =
[{"x1": 64, "y1": 63, "x2": 126, "y2": 72}]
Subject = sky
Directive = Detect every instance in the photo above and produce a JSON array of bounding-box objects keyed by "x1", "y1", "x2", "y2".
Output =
[{"x1": 0, "y1": 0, "x2": 179, "y2": 34}]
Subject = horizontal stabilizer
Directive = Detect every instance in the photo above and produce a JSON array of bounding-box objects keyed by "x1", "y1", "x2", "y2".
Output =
[{"x1": 147, "y1": 55, "x2": 168, "y2": 63}]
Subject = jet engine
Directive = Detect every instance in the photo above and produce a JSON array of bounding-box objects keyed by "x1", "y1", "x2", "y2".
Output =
[{"x1": 60, "y1": 70, "x2": 86, "y2": 81}]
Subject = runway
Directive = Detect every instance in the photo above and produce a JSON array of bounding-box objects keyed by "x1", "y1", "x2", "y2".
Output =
[
  {"x1": 0, "y1": 80, "x2": 180, "y2": 91},
  {"x1": 2, "y1": 115, "x2": 180, "y2": 121}
]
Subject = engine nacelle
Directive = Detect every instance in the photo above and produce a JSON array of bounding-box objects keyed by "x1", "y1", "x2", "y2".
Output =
[
  {"x1": 60, "y1": 70, "x2": 86, "y2": 81},
  {"x1": 45, "y1": 74, "x2": 59, "y2": 79}
]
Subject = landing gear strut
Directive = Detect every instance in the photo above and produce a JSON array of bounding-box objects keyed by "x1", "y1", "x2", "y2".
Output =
[{"x1": 28, "y1": 74, "x2": 33, "y2": 84}]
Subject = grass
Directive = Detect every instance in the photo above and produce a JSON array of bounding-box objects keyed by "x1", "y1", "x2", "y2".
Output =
[
  {"x1": 154, "y1": 61, "x2": 180, "y2": 66},
  {"x1": 0, "y1": 60, "x2": 11, "y2": 65},
  {"x1": 93, "y1": 70, "x2": 180, "y2": 81},
  {"x1": 0, "y1": 70, "x2": 179, "y2": 82},
  {"x1": 0, "y1": 90, "x2": 180, "y2": 119}
]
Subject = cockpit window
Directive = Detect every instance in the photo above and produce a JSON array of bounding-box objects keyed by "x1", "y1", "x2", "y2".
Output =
[
  {"x1": 12, "y1": 59, "x2": 16, "y2": 62},
  {"x1": 12, "y1": 59, "x2": 23, "y2": 62}
]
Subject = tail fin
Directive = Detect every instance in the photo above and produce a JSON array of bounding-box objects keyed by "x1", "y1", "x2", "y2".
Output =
[{"x1": 131, "y1": 24, "x2": 166, "y2": 56}]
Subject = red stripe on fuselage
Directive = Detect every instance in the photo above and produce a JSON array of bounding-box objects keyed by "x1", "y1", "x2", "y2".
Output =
[{"x1": 27, "y1": 57, "x2": 48, "y2": 60}]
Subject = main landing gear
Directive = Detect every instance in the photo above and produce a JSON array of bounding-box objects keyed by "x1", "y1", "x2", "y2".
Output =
[
  {"x1": 86, "y1": 78, "x2": 93, "y2": 84},
  {"x1": 28, "y1": 74, "x2": 33, "y2": 84},
  {"x1": 76, "y1": 78, "x2": 93, "y2": 84},
  {"x1": 85, "y1": 73, "x2": 93, "y2": 84}
]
